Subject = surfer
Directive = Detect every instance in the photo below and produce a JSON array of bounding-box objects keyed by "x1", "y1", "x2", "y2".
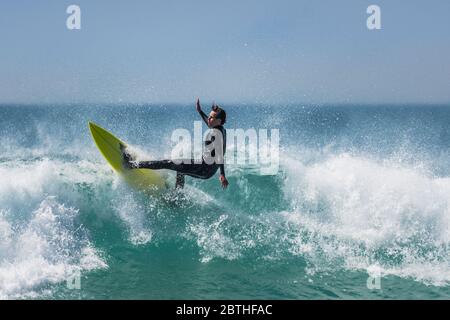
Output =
[{"x1": 121, "y1": 98, "x2": 229, "y2": 189}]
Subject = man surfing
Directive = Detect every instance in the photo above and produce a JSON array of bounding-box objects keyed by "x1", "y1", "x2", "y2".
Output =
[{"x1": 121, "y1": 98, "x2": 229, "y2": 189}]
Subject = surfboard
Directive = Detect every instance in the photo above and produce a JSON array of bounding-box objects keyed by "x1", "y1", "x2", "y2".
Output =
[{"x1": 88, "y1": 121, "x2": 167, "y2": 192}]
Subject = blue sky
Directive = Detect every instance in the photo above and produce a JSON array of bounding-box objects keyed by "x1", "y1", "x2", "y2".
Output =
[{"x1": 0, "y1": 0, "x2": 449, "y2": 105}]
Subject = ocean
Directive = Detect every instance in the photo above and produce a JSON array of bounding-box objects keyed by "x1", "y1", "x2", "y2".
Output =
[{"x1": 0, "y1": 103, "x2": 449, "y2": 299}]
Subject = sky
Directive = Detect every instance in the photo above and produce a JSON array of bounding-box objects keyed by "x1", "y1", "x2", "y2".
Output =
[{"x1": 0, "y1": 0, "x2": 449, "y2": 105}]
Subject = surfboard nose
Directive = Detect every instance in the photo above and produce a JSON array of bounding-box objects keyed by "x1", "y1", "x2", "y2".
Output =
[
  {"x1": 88, "y1": 121, "x2": 104, "y2": 137},
  {"x1": 88, "y1": 121, "x2": 98, "y2": 131},
  {"x1": 88, "y1": 122, "x2": 94, "y2": 134}
]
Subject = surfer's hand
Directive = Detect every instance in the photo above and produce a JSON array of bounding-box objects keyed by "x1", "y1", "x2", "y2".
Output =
[
  {"x1": 220, "y1": 175, "x2": 229, "y2": 189},
  {"x1": 196, "y1": 98, "x2": 202, "y2": 112}
]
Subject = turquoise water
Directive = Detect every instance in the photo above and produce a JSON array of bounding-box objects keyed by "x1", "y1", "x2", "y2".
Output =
[{"x1": 1, "y1": 104, "x2": 450, "y2": 299}]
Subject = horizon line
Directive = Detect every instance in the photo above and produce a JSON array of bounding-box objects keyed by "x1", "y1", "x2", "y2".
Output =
[{"x1": 1, "y1": 101, "x2": 450, "y2": 108}]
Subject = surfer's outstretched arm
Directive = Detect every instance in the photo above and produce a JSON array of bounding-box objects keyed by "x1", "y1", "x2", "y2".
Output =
[
  {"x1": 199, "y1": 110, "x2": 209, "y2": 126},
  {"x1": 196, "y1": 98, "x2": 209, "y2": 125},
  {"x1": 219, "y1": 164, "x2": 228, "y2": 189}
]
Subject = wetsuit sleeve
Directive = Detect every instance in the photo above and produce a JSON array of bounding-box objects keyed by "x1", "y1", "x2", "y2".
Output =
[
  {"x1": 198, "y1": 110, "x2": 209, "y2": 126},
  {"x1": 220, "y1": 128, "x2": 226, "y2": 177},
  {"x1": 219, "y1": 163, "x2": 225, "y2": 176}
]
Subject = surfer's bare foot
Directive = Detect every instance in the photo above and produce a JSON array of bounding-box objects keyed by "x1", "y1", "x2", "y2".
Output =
[{"x1": 119, "y1": 143, "x2": 137, "y2": 169}]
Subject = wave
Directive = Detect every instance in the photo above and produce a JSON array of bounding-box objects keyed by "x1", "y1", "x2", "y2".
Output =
[
  {"x1": 179, "y1": 149, "x2": 450, "y2": 286},
  {"x1": 281, "y1": 152, "x2": 450, "y2": 286},
  {"x1": 0, "y1": 197, "x2": 107, "y2": 299},
  {"x1": 0, "y1": 159, "x2": 110, "y2": 299},
  {"x1": 1, "y1": 142, "x2": 450, "y2": 299}
]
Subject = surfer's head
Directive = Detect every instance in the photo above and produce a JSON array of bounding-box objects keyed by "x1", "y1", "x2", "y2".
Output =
[{"x1": 208, "y1": 105, "x2": 226, "y2": 127}]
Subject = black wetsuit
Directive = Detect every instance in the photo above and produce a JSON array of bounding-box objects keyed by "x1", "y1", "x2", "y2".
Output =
[{"x1": 133, "y1": 110, "x2": 226, "y2": 180}]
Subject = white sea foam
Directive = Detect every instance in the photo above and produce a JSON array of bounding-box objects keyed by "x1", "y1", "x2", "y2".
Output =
[
  {"x1": 188, "y1": 214, "x2": 241, "y2": 263},
  {"x1": 0, "y1": 197, "x2": 107, "y2": 299},
  {"x1": 0, "y1": 159, "x2": 109, "y2": 299},
  {"x1": 281, "y1": 152, "x2": 450, "y2": 286},
  {"x1": 113, "y1": 192, "x2": 153, "y2": 245}
]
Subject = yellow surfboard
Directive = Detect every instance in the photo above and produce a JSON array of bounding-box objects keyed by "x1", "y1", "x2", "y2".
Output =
[{"x1": 88, "y1": 122, "x2": 167, "y2": 192}]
